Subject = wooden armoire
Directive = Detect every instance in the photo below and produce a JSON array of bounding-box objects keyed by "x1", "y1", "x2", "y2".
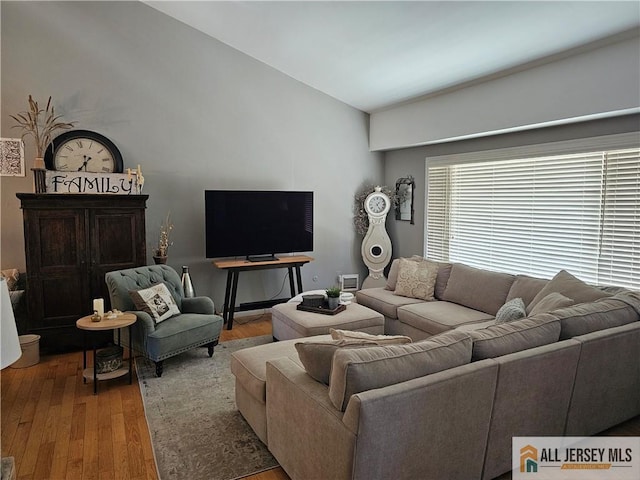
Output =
[{"x1": 17, "y1": 193, "x2": 148, "y2": 351}]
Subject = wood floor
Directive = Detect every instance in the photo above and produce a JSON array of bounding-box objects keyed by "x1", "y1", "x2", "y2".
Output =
[{"x1": 2, "y1": 314, "x2": 638, "y2": 480}]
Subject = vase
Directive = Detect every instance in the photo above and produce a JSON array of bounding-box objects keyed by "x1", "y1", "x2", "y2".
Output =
[
  {"x1": 327, "y1": 296, "x2": 340, "y2": 310},
  {"x1": 181, "y1": 266, "x2": 195, "y2": 298},
  {"x1": 153, "y1": 256, "x2": 167, "y2": 265}
]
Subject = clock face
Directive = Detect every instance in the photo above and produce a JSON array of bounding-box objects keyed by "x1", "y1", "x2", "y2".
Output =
[
  {"x1": 44, "y1": 130, "x2": 124, "y2": 173},
  {"x1": 54, "y1": 137, "x2": 115, "y2": 173},
  {"x1": 367, "y1": 194, "x2": 388, "y2": 215}
]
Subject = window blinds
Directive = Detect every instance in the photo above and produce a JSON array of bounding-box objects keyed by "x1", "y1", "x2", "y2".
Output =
[{"x1": 426, "y1": 146, "x2": 640, "y2": 289}]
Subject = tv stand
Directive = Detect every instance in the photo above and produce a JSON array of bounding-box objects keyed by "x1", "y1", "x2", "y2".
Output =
[
  {"x1": 213, "y1": 255, "x2": 314, "y2": 330},
  {"x1": 246, "y1": 254, "x2": 278, "y2": 263}
]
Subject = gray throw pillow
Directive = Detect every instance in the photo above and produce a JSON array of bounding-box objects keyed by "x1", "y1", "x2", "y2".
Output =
[
  {"x1": 528, "y1": 292, "x2": 574, "y2": 316},
  {"x1": 495, "y1": 297, "x2": 526, "y2": 324},
  {"x1": 295, "y1": 340, "x2": 374, "y2": 385}
]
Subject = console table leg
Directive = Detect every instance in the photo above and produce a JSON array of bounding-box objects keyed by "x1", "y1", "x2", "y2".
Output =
[
  {"x1": 287, "y1": 267, "x2": 296, "y2": 297},
  {"x1": 227, "y1": 271, "x2": 239, "y2": 330},
  {"x1": 295, "y1": 266, "x2": 303, "y2": 294},
  {"x1": 223, "y1": 271, "x2": 233, "y2": 324}
]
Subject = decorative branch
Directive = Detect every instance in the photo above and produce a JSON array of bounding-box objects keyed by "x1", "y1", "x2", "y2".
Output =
[{"x1": 10, "y1": 95, "x2": 75, "y2": 157}]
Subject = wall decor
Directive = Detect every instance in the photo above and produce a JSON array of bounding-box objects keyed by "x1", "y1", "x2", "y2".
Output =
[
  {"x1": 0, "y1": 138, "x2": 25, "y2": 176},
  {"x1": 44, "y1": 129, "x2": 123, "y2": 173},
  {"x1": 395, "y1": 175, "x2": 415, "y2": 224},
  {"x1": 45, "y1": 171, "x2": 143, "y2": 194}
]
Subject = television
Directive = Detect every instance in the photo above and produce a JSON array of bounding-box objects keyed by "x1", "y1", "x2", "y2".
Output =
[{"x1": 205, "y1": 190, "x2": 313, "y2": 260}]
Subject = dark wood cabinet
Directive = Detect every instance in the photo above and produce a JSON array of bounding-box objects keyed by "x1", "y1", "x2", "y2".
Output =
[{"x1": 17, "y1": 193, "x2": 148, "y2": 351}]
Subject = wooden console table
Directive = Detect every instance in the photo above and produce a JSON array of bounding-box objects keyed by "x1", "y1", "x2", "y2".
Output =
[{"x1": 213, "y1": 255, "x2": 314, "y2": 330}]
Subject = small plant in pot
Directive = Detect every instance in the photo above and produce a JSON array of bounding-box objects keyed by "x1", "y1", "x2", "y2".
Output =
[{"x1": 325, "y1": 286, "x2": 342, "y2": 310}]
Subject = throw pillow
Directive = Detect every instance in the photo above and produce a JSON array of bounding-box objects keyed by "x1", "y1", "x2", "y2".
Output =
[
  {"x1": 129, "y1": 283, "x2": 180, "y2": 324},
  {"x1": 295, "y1": 340, "x2": 376, "y2": 385},
  {"x1": 393, "y1": 258, "x2": 439, "y2": 301},
  {"x1": 526, "y1": 270, "x2": 610, "y2": 314},
  {"x1": 385, "y1": 255, "x2": 424, "y2": 290},
  {"x1": 329, "y1": 328, "x2": 412, "y2": 345},
  {"x1": 494, "y1": 297, "x2": 526, "y2": 324},
  {"x1": 528, "y1": 292, "x2": 574, "y2": 316},
  {"x1": 1, "y1": 269, "x2": 19, "y2": 291},
  {"x1": 328, "y1": 330, "x2": 472, "y2": 411}
]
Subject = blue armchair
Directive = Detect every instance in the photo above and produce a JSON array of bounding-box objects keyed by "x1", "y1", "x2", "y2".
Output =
[{"x1": 105, "y1": 265, "x2": 223, "y2": 377}]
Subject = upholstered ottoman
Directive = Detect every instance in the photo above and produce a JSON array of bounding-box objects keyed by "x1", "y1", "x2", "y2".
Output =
[
  {"x1": 272, "y1": 302, "x2": 384, "y2": 341},
  {"x1": 230, "y1": 335, "x2": 332, "y2": 445}
]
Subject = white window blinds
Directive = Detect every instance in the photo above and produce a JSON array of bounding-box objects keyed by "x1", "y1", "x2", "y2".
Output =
[{"x1": 426, "y1": 142, "x2": 640, "y2": 289}]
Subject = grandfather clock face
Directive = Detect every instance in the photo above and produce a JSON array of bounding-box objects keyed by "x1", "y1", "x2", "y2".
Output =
[{"x1": 361, "y1": 189, "x2": 392, "y2": 288}]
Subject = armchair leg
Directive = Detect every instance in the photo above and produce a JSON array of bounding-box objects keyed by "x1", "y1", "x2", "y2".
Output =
[
  {"x1": 155, "y1": 361, "x2": 164, "y2": 377},
  {"x1": 207, "y1": 341, "x2": 217, "y2": 357}
]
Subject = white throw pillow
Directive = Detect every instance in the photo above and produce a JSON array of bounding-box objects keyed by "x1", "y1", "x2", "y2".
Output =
[{"x1": 129, "y1": 283, "x2": 180, "y2": 324}]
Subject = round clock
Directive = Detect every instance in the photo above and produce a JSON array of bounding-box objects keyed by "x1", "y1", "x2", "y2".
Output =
[
  {"x1": 44, "y1": 130, "x2": 124, "y2": 173},
  {"x1": 365, "y1": 191, "x2": 390, "y2": 216}
]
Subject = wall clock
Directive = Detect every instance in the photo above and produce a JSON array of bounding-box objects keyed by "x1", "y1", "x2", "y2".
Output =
[
  {"x1": 361, "y1": 186, "x2": 392, "y2": 289},
  {"x1": 44, "y1": 130, "x2": 123, "y2": 173}
]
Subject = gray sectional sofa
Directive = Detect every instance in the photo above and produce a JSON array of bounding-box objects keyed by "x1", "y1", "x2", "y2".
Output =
[{"x1": 231, "y1": 258, "x2": 640, "y2": 480}]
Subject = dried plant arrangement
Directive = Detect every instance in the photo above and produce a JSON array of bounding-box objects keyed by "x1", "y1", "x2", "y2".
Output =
[
  {"x1": 10, "y1": 95, "x2": 75, "y2": 158},
  {"x1": 353, "y1": 184, "x2": 398, "y2": 235},
  {"x1": 154, "y1": 212, "x2": 174, "y2": 257}
]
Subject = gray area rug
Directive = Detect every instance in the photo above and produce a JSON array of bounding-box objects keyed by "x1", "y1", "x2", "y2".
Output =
[{"x1": 136, "y1": 335, "x2": 277, "y2": 480}]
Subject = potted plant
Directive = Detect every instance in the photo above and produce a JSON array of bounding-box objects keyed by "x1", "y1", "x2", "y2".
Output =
[
  {"x1": 325, "y1": 285, "x2": 342, "y2": 310},
  {"x1": 153, "y1": 213, "x2": 173, "y2": 264}
]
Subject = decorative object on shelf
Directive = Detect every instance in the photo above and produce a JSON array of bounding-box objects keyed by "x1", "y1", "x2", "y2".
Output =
[
  {"x1": 353, "y1": 184, "x2": 397, "y2": 235},
  {"x1": 91, "y1": 310, "x2": 102, "y2": 323},
  {"x1": 92, "y1": 298, "x2": 104, "y2": 319},
  {"x1": 95, "y1": 345, "x2": 123, "y2": 374},
  {"x1": 361, "y1": 186, "x2": 393, "y2": 289},
  {"x1": 0, "y1": 138, "x2": 25, "y2": 177},
  {"x1": 395, "y1": 175, "x2": 415, "y2": 224},
  {"x1": 126, "y1": 165, "x2": 144, "y2": 194},
  {"x1": 44, "y1": 171, "x2": 142, "y2": 195},
  {"x1": 153, "y1": 212, "x2": 173, "y2": 264},
  {"x1": 325, "y1": 285, "x2": 342, "y2": 310},
  {"x1": 44, "y1": 129, "x2": 123, "y2": 173},
  {"x1": 301, "y1": 294, "x2": 325, "y2": 308},
  {"x1": 181, "y1": 266, "x2": 196, "y2": 298},
  {"x1": 10, "y1": 95, "x2": 75, "y2": 193}
]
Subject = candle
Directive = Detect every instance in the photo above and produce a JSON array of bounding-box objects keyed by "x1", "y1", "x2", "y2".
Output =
[
  {"x1": 127, "y1": 168, "x2": 132, "y2": 181},
  {"x1": 93, "y1": 298, "x2": 104, "y2": 318},
  {"x1": 137, "y1": 164, "x2": 141, "y2": 177}
]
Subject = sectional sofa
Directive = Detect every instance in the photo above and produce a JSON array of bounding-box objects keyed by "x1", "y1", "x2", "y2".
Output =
[{"x1": 231, "y1": 258, "x2": 640, "y2": 479}]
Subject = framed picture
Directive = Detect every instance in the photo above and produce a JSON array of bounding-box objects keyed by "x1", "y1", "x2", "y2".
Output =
[{"x1": 0, "y1": 138, "x2": 25, "y2": 177}]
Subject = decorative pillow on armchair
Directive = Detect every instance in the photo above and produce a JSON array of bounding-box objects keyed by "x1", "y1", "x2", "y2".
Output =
[{"x1": 129, "y1": 283, "x2": 180, "y2": 324}]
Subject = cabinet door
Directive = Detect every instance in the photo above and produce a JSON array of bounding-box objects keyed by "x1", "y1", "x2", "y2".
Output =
[
  {"x1": 23, "y1": 209, "x2": 90, "y2": 337},
  {"x1": 90, "y1": 208, "x2": 146, "y2": 304}
]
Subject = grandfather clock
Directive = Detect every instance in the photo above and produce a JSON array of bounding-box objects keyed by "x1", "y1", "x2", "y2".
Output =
[{"x1": 361, "y1": 187, "x2": 392, "y2": 288}]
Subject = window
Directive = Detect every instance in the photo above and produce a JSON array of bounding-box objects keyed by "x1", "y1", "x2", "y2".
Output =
[{"x1": 426, "y1": 133, "x2": 640, "y2": 289}]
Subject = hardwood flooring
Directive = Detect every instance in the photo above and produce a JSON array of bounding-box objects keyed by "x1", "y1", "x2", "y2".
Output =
[{"x1": 2, "y1": 313, "x2": 637, "y2": 480}]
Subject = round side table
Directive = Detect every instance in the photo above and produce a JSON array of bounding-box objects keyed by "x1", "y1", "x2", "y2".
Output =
[{"x1": 76, "y1": 313, "x2": 136, "y2": 395}]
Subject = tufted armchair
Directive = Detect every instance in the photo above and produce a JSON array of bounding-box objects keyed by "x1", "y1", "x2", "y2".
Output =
[{"x1": 105, "y1": 265, "x2": 223, "y2": 377}]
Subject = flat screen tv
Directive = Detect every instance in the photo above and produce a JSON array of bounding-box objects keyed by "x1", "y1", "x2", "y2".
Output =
[{"x1": 205, "y1": 190, "x2": 313, "y2": 260}]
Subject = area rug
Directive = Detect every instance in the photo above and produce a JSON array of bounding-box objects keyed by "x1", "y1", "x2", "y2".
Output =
[{"x1": 136, "y1": 335, "x2": 277, "y2": 480}]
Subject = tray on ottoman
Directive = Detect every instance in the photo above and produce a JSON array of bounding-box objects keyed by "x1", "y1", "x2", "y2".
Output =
[{"x1": 296, "y1": 303, "x2": 346, "y2": 315}]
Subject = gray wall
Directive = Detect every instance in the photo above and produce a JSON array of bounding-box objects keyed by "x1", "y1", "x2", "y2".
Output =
[
  {"x1": 1, "y1": 1, "x2": 383, "y2": 310},
  {"x1": 384, "y1": 114, "x2": 640, "y2": 259}
]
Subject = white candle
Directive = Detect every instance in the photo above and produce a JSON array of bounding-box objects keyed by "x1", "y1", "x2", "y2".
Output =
[{"x1": 93, "y1": 298, "x2": 104, "y2": 318}]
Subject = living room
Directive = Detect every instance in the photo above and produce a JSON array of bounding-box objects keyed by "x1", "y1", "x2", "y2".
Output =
[{"x1": 1, "y1": 2, "x2": 639, "y2": 480}]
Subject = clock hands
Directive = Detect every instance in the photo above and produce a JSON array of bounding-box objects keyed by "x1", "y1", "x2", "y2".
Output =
[{"x1": 78, "y1": 155, "x2": 92, "y2": 171}]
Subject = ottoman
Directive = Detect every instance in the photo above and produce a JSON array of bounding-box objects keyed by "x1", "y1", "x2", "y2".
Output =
[
  {"x1": 231, "y1": 335, "x2": 332, "y2": 445},
  {"x1": 272, "y1": 302, "x2": 384, "y2": 341}
]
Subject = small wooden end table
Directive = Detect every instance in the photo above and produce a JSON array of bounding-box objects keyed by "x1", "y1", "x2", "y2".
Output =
[{"x1": 76, "y1": 313, "x2": 136, "y2": 395}]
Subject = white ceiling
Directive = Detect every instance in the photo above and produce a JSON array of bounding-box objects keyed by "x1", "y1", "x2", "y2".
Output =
[{"x1": 145, "y1": 1, "x2": 640, "y2": 113}]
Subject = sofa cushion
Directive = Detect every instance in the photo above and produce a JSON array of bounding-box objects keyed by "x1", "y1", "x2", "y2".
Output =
[
  {"x1": 526, "y1": 270, "x2": 610, "y2": 314},
  {"x1": 329, "y1": 329, "x2": 412, "y2": 345},
  {"x1": 397, "y1": 301, "x2": 495, "y2": 335},
  {"x1": 393, "y1": 258, "x2": 439, "y2": 301},
  {"x1": 356, "y1": 287, "x2": 424, "y2": 319},
  {"x1": 328, "y1": 330, "x2": 472, "y2": 411},
  {"x1": 506, "y1": 274, "x2": 549, "y2": 307},
  {"x1": 129, "y1": 283, "x2": 181, "y2": 324},
  {"x1": 469, "y1": 314, "x2": 561, "y2": 361},
  {"x1": 442, "y1": 264, "x2": 515, "y2": 315},
  {"x1": 528, "y1": 292, "x2": 575, "y2": 316},
  {"x1": 552, "y1": 293, "x2": 640, "y2": 340},
  {"x1": 495, "y1": 298, "x2": 526, "y2": 324},
  {"x1": 294, "y1": 340, "x2": 375, "y2": 384},
  {"x1": 386, "y1": 257, "x2": 453, "y2": 300}
]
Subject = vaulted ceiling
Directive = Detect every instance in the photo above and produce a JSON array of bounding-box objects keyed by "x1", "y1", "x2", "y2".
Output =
[{"x1": 146, "y1": 1, "x2": 640, "y2": 113}]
